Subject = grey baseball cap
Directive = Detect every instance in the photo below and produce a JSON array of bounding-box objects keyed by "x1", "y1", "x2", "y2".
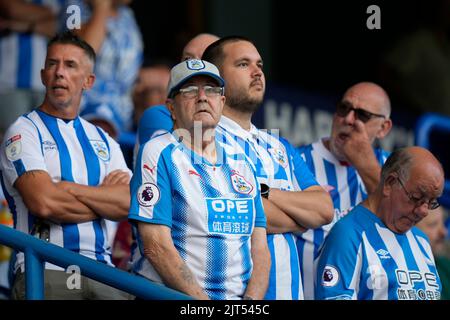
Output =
[{"x1": 167, "y1": 59, "x2": 225, "y2": 98}]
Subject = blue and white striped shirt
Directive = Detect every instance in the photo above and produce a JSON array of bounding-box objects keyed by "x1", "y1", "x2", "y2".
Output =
[
  {"x1": 218, "y1": 116, "x2": 319, "y2": 300},
  {"x1": 67, "y1": 0, "x2": 143, "y2": 131},
  {"x1": 0, "y1": 109, "x2": 130, "y2": 271},
  {"x1": 129, "y1": 131, "x2": 266, "y2": 300},
  {"x1": 316, "y1": 205, "x2": 441, "y2": 300},
  {"x1": 0, "y1": 0, "x2": 65, "y2": 91},
  {"x1": 296, "y1": 138, "x2": 389, "y2": 299}
]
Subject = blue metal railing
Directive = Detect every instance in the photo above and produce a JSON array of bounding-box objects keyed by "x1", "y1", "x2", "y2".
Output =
[
  {"x1": 415, "y1": 112, "x2": 450, "y2": 208},
  {"x1": 0, "y1": 224, "x2": 193, "y2": 300}
]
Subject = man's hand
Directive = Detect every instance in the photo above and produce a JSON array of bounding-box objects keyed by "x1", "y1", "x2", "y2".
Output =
[
  {"x1": 102, "y1": 170, "x2": 131, "y2": 186},
  {"x1": 138, "y1": 223, "x2": 210, "y2": 300},
  {"x1": 341, "y1": 120, "x2": 382, "y2": 193},
  {"x1": 55, "y1": 171, "x2": 131, "y2": 221},
  {"x1": 341, "y1": 120, "x2": 375, "y2": 168}
]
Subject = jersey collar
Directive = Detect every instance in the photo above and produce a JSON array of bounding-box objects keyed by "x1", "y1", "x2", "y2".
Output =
[
  {"x1": 36, "y1": 109, "x2": 78, "y2": 127},
  {"x1": 219, "y1": 115, "x2": 257, "y2": 141}
]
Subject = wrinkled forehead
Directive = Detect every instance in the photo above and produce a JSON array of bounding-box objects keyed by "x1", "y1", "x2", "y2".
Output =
[
  {"x1": 342, "y1": 89, "x2": 388, "y2": 115},
  {"x1": 407, "y1": 163, "x2": 445, "y2": 195},
  {"x1": 46, "y1": 43, "x2": 91, "y2": 66}
]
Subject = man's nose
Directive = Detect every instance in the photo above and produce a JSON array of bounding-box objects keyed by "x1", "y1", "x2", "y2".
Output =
[
  {"x1": 414, "y1": 203, "x2": 429, "y2": 220},
  {"x1": 196, "y1": 86, "x2": 208, "y2": 101},
  {"x1": 251, "y1": 65, "x2": 263, "y2": 78},
  {"x1": 55, "y1": 63, "x2": 65, "y2": 78},
  {"x1": 343, "y1": 109, "x2": 356, "y2": 125}
]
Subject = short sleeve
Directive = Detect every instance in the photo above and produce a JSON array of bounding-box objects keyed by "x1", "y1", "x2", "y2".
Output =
[
  {"x1": 128, "y1": 141, "x2": 173, "y2": 227},
  {"x1": 0, "y1": 117, "x2": 47, "y2": 185},
  {"x1": 315, "y1": 218, "x2": 361, "y2": 300}
]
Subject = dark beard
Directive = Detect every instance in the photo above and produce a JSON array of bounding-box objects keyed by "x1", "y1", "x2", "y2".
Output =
[{"x1": 226, "y1": 91, "x2": 263, "y2": 114}]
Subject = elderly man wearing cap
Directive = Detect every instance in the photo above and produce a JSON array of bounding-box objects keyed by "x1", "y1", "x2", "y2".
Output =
[{"x1": 128, "y1": 59, "x2": 271, "y2": 300}]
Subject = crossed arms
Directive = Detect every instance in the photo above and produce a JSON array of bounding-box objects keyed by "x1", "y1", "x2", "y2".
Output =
[
  {"x1": 14, "y1": 169, "x2": 130, "y2": 224},
  {"x1": 264, "y1": 185, "x2": 334, "y2": 234}
]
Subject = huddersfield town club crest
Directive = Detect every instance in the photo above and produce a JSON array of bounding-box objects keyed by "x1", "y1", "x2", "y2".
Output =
[
  {"x1": 90, "y1": 140, "x2": 109, "y2": 161},
  {"x1": 187, "y1": 59, "x2": 205, "y2": 70},
  {"x1": 268, "y1": 147, "x2": 288, "y2": 168},
  {"x1": 230, "y1": 171, "x2": 253, "y2": 194}
]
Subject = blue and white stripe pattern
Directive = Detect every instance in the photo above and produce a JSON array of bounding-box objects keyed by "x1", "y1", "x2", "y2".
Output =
[
  {"x1": 67, "y1": 0, "x2": 143, "y2": 131},
  {"x1": 316, "y1": 205, "x2": 441, "y2": 300},
  {"x1": 296, "y1": 138, "x2": 389, "y2": 299},
  {"x1": 0, "y1": 109, "x2": 130, "y2": 272},
  {"x1": 0, "y1": 0, "x2": 65, "y2": 91},
  {"x1": 129, "y1": 131, "x2": 266, "y2": 300},
  {"x1": 217, "y1": 116, "x2": 319, "y2": 300}
]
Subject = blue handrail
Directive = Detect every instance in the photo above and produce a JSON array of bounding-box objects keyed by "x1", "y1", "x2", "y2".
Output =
[
  {"x1": 0, "y1": 224, "x2": 193, "y2": 300},
  {"x1": 415, "y1": 112, "x2": 450, "y2": 208}
]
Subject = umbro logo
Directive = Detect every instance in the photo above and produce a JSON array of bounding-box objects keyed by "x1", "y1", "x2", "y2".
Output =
[{"x1": 376, "y1": 249, "x2": 391, "y2": 259}]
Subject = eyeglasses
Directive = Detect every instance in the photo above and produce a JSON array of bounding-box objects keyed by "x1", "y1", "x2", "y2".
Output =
[
  {"x1": 336, "y1": 101, "x2": 386, "y2": 123},
  {"x1": 177, "y1": 85, "x2": 223, "y2": 99},
  {"x1": 396, "y1": 177, "x2": 440, "y2": 210}
]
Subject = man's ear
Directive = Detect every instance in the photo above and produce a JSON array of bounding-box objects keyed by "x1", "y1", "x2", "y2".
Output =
[
  {"x1": 40, "y1": 69, "x2": 46, "y2": 86},
  {"x1": 166, "y1": 99, "x2": 176, "y2": 121},
  {"x1": 83, "y1": 73, "x2": 95, "y2": 90},
  {"x1": 382, "y1": 173, "x2": 397, "y2": 196},
  {"x1": 377, "y1": 118, "x2": 393, "y2": 139}
]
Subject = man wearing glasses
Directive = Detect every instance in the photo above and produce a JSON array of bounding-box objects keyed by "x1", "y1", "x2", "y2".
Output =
[
  {"x1": 316, "y1": 147, "x2": 444, "y2": 300},
  {"x1": 129, "y1": 59, "x2": 270, "y2": 300},
  {"x1": 296, "y1": 82, "x2": 393, "y2": 299}
]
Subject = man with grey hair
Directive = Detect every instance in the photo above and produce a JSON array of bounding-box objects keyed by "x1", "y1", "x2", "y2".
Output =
[
  {"x1": 1, "y1": 32, "x2": 131, "y2": 299},
  {"x1": 296, "y1": 81, "x2": 393, "y2": 299},
  {"x1": 316, "y1": 146, "x2": 444, "y2": 300},
  {"x1": 129, "y1": 59, "x2": 270, "y2": 300},
  {"x1": 135, "y1": 33, "x2": 220, "y2": 149}
]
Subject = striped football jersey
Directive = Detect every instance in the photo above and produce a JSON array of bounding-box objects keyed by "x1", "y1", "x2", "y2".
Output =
[
  {"x1": 316, "y1": 205, "x2": 441, "y2": 300},
  {"x1": 0, "y1": 109, "x2": 130, "y2": 271},
  {"x1": 129, "y1": 131, "x2": 266, "y2": 300},
  {"x1": 218, "y1": 115, "x2": 319, "y2": 300},
  {"x1": 296, "y1": 138, "x2": 389, "y2": 299}
]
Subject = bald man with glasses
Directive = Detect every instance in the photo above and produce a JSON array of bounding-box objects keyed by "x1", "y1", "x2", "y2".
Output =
[
  {"x1": 296, "y1": 82, "x2": 393, "y2": 299},
  {"x1": 316, "y1": 146, "x2": 444, "y2": 300}
]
